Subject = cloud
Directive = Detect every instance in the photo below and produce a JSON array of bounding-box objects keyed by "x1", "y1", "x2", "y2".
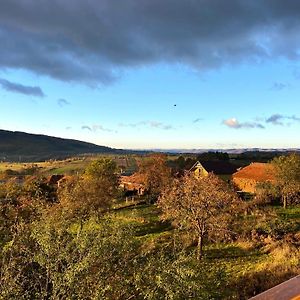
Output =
[
  {"x1": 266, "y1": 114, "x2": 300, "y2": 126},
  {"x1": 81, "y1": 125, "x2": 92, "y2": 131},
  {"x1": 57, "y1": 98, "x2": 70, "y2": 107},
  {"x1": 2, "y1": 1, "x2": 300, "y2": 83},
  {"x1": 82, "y1": 124, "x2": 115, "y2": 133},
  {"x1": 92, "y1": 124, "x2": 114, "y2": 132},
  {"x1": 193, "y1": 118, "x2": 203, "y2": 123},
  {"x1": 266, "y1": 114, "x2": 284, "y2": 125},
  {"x1": 119, "y1": 120, "x2": 174, "y2": 130},
  {"x1": 149, "y1": 121, "x2": 174, "y2": 130},
  {"x1": 270, "y1": 82, "x2": 288, "y2": 91},
  {"x1": 0, "y1": 78, "x2": 45, "y2": 97},
  {"x1": 223, "y1": 118, "x2": 265, "y2": 129},
  {"x1": 118, "y1": 121, "x2": 147, "y2": 128}
]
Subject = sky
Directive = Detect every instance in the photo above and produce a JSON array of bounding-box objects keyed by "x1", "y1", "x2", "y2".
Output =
[{"x1": 0, "y1": 0, "x2": 300, "y2": 149}]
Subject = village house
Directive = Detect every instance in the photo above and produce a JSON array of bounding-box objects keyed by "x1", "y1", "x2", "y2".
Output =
[
  {"x1": 232, "y1": 162, "x2": 275, "y2": 193},
  {"x1": 120, "y1": 173, "x2": 146, "y2": 196},
  {"x1": 189, "y1": 160, "x2": 238, "y2": 179}
]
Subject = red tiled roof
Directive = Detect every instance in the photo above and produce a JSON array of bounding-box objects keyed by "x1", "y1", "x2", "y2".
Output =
[
  {"x1": 121, "y1": 173, "x2": 144, "y2": 185},
  {"x1": 233, "y1": 163, "x2": 275, "y2": 182}
]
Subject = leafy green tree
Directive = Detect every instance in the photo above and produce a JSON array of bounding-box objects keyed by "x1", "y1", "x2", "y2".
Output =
[
  {"x1": 158, "y1": 173, "x2": 239, "y2": 259},
  {"x1": 58, "y1": 158, "x2": 119, "y2": 226},
  {"x1": 272, "y1": 153, "x2": 300, "y2": 208}
]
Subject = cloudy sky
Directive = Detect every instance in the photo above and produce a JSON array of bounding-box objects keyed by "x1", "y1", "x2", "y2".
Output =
[{"x1": 1, "y1": 0, "x2": 300, "y2": 149}]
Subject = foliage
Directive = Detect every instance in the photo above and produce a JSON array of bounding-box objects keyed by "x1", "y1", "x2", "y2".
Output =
[
  {"x1": 197, "y1": 151, "x2": 229, "y2": 162},
  {"x1": 137, "y1": 154, "x2": 172, "y2": 202},
  {"x1": 158, "y1": 173, "x2": 240, "y2": 259},
  {"x1": 0, "y1": 156, "x2": 299, "y2": 299},
  {"x1": 58, "y1": 158, "x2": 119, "y2": 223},
  {"x1": 272, "y1": 153, "x2": 300, "y2": 208},
  {"x1": 254, "y1": 181, "x2": 280, "y2": 206}
]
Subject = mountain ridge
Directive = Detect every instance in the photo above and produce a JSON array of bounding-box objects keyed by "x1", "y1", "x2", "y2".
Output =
[{"x1": 0, "y1": 129, "x2": 126, "y2": 162}]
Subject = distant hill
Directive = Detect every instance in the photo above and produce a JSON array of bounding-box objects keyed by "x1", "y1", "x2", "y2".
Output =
[{"x1": 0, "y1": 129, "x2": 128, "y2": 162}]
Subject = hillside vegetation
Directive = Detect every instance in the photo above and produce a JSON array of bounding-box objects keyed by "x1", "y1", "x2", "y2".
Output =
[
  {"x1": 0, "y1": 155, "x2": 299, "y2": 299},
  {"x1": 0, "y1": 129, "x2": 127, "y2": 162}
]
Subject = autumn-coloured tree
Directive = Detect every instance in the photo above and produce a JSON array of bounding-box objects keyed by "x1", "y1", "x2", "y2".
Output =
[
  {"x1": 58, "y1": 159, "x2": 119, "y2": 225},
  {"x1": 272, "y1": 153, "x2": 300, "y2": 208},
  {"x1": 158, "y1": 173, "x2": 239, "y2": 259},
  {"x1": 137, "y1": 154, "x2": 172, "y2": 201}
]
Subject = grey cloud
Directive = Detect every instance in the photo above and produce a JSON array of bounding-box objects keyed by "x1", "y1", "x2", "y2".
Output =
[
  {"x1": 119, "y1": 121, "x2": 147, "y2": 128},
  {"x1": 266, "y1": 114, "x2": 300, "y2": 126},
  {"x1": 81, "y1": 125, "x2": 92, "y2": 131},
  {"x1": 58, "y1": 98, "x2": 70, "y2": 107},
  {"x1": 2, "y1": 1, "x2": 300, "y2": 83},
  {"x1": 119, "y1": 120, "x2": 174, "y2": 130},
  {"x1": 149, "y1": 121, "x2": 174, "y2": 130},
  {"x1": 92, "y1": 124, "x2": 114, "y2": 132},
  {"x1": 223, "y1": 118, "x2": 265, "y2": 129},
  {"x1": 193, "y1": 118, "x2": 203, "y2": 123},
  {"x1": 266, "y1": 114, "x2": 284, "y2": 125},
  {"x1": 270, "y1": 82, "x2": 288, "y2": 91},
  {"x1": 0, "y1": 78, "x2": 45, "y2": 97},
  {"x1": 82, "y1": 124, "x2": 115, "y2": 133}
]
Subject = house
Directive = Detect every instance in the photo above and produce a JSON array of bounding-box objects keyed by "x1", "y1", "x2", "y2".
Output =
[
  {"x1": 232, "y1": 162, "x2": 275, "y2": 193},
  {"x1": 120, "y1": 173, "x2": 146, "y2": 196},
  {"x1": 189, "y1": 160, "x2": 238, "y2": 179},
  {"x1": 189, "y1": 161, "x2": 209, "y2": 178}
]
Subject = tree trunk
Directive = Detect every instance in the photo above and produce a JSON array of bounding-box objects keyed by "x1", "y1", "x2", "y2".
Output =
[
  {"x1": 283, "y1": 195, "x2": 287, "y2": 209},
  {"x1": 197, "y1": 234, "x2": 203, "y2": 260}
]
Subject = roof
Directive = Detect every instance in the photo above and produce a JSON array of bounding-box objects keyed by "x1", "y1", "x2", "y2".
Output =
[
  {"x1": 120, "y1": 173, "x2": 145, "y2": 189},
  {"x1": 249, "y1": 275, "x2": 300, "y2": 300},
  {"x1": 189, "y1": 160, "x2": 238, "y2": 175},
  {"x1": 233, "y1": 162, "x2": 275, "y2": 182}
]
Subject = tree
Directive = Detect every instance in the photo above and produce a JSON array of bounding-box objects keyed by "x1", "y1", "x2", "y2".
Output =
[
  {"x1": 197, "y1": 151, "x2": 229, "y2": 161},
  {"x1": 137, "y1": 154, "x2": 172, "y2": 202},
  {"x1": 158, "y1": 173, "x2": 239, "y2": 260},
  {"x1": 58, "y1": 158, "x2": 119, "y2": 225},
  {"x1": 271, "y1": 153, "x2": 300, "y2": 208}
]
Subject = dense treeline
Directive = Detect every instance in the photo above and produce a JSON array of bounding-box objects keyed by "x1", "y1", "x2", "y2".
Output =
[{"x1": 0, "y1": 155, "x2": 299, "y2": 299}]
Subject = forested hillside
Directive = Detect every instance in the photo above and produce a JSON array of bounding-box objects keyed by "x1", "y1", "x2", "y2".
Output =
[{"x1": 0, "y1": 130, "x2": 125, "y2": 161}]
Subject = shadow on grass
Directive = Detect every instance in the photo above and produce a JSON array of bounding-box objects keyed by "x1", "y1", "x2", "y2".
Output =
[
  {"x1": 135, "y1": 220, "x2": 172, "y2": 236},
  {"x1": 205, "y1": 245, "x2": 260, "y2": 259}
]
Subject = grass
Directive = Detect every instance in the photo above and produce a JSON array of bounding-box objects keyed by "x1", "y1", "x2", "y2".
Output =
[
  {"x1": 111, "y1": 202, "x2": 172, "y2": 237},
  {"x1": 0, "y1": 155, "x2": 139, "y2": 176},
  {"x1": 275, "y1": 205, "x2": 300, "y2": 220},
  {"x1": 108, "y1": 201, "x2": 300, "y2": 299}
]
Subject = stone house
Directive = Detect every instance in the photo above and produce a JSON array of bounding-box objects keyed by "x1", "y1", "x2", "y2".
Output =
[{"x1": 232, "y1": 162, "x2": 275, "y2": 193}]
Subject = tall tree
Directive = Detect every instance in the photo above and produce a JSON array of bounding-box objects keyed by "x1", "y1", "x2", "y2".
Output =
[{"x1": 158, "y1": 173, "x2": 239, "y2": 260}]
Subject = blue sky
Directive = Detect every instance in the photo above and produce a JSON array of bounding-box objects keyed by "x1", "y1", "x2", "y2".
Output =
[{"x1": 1, "y1": 1, "x2": 300, "y2": 149}]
